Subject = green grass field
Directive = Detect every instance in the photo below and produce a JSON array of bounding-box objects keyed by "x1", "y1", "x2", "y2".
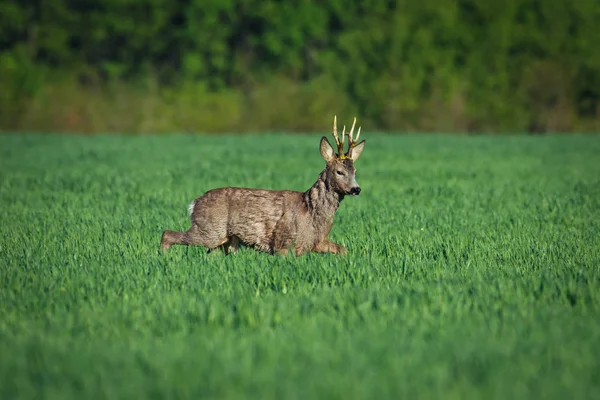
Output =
[{"x1": 1, "y1": 132, "x2": 599, "y2": 399}]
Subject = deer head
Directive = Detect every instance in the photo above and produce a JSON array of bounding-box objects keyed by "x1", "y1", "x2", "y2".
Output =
[{"x1": 320, "y1": 116, "x2": 366, "y2": 196}]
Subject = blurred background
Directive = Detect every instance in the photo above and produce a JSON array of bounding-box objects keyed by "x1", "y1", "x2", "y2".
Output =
[{"x1": 1, "y1": 0, "x2": 598, "y2": 134}]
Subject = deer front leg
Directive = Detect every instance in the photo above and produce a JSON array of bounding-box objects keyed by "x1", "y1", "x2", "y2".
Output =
[
  {"x1": 275, "y1": 242, "x2": 310, "y2": 257},
  {"x1": 313, "y1": 240, "x2": 347, "y2": 255}
]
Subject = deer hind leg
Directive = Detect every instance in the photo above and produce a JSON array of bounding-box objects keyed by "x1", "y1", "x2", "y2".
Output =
[
  {"x1": 161, "y1": 223, "x2": 228, "y2": 252},
  {"x1": 213, "y1": 235, "x2": 241, "y2": 255},
  {"x1": 161, "y1": 230, "x2": 186, "y2": 251},
  {"x1": 225, "y1": 236, "x2": 241, "y2": 254}
]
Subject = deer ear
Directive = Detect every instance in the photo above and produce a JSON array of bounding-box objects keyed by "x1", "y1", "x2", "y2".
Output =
[
  {"x1": 349, "y1": 140, "x2": 365, "y2": 161},
  {"x1": 320, "y1": 136, "x2": 335, "y2": 162}
]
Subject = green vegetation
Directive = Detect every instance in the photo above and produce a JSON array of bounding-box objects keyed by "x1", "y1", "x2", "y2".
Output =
[
  {"x1": 1, "y1": 132, "x2": 599, "y2": 399},
  {"x1": 2, "y1": 0, "x2": 600, "y2": 133}
]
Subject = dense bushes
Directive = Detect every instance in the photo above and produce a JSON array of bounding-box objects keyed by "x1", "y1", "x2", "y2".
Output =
[{"x1": 1, "y1": 0, "x2": 599, "y2": 133}]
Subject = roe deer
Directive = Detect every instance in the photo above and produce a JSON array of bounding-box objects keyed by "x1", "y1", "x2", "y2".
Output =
[{"x1": 161, "y1": 116, "x2": 366, "y2": 256}]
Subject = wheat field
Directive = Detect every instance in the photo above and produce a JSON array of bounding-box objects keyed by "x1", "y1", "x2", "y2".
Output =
[{"x1": 1, "y1": 132, "x2": 599, "y2": 399}]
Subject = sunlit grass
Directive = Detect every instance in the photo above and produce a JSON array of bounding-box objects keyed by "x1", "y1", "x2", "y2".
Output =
[{"x1": 1, "y1": 132, "x2": 599, "y2": 399}]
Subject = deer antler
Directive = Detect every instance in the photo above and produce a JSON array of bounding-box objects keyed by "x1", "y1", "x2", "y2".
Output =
[
  {"x1": 331, "y1": 116, "x2": 362, "y2": 159},
  {"x1": 345, "y1": 117, "x2": 361, "y2": 157},
  {"x1": 332, "y1": 115, "x2": 345, "y2": 156}
]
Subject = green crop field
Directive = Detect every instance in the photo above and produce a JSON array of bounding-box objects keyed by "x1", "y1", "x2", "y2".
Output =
[{"x1": 1, "y1": 132, "x2": 599, "y2": 399}]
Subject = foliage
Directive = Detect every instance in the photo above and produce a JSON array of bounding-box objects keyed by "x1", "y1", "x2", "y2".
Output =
[
  {"x1": 1, "y1": 0, "x2": 600, "y2": 132},
  {"x1": 1, "y1": 132, "x2": 600, "y2": 398}
]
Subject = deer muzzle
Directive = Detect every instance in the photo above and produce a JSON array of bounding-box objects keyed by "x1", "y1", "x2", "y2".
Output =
[{"x1": 349, "y1": 186, "x2": 361, "y2": 196}]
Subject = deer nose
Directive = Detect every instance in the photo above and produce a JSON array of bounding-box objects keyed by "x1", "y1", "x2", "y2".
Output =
[{"x1": 350, "y1": 187, "x2": 361, "y2": 195}]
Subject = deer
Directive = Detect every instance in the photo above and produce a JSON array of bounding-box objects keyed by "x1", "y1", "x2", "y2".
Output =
[{"x1": 160, "y1": 116, "x2": 366, "y2": 256}]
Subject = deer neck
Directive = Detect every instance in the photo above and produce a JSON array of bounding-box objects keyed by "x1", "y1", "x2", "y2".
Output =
[{"x1": 303, "y1": 170, "x2": 343, "y2": 220}]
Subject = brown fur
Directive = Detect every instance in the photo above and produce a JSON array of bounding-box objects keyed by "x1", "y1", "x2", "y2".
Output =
[{"x1": 161, "y1": 122, "x2": 366, "y2": 256}]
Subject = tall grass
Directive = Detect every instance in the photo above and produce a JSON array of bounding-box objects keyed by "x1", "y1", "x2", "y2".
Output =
[{"x1": 1, "y1": 132, "x2": 599, "y2": 399}]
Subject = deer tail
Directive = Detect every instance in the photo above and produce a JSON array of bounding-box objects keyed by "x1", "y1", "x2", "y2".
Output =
[{"x1": 188, "y1": 199, "x2": 197, "y2": 219}]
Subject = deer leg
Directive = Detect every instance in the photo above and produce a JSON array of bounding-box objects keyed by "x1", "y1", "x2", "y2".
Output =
[
  {"x1": 273, "y1": 233, "x2": 293, "y2": 256},
  {"x1": 229, "y1": 236, "x2": 241, "y2": 254},
  {"x1": 161, "y1": 224, "x2": 228, "y2": 252},
  {"x1": 274, "y1": 238, "x2": 307, "y2": 256},
  {"x1": 161, "y1": 230, "x2": 186, "y2": 251},
  {"x1": 313, "y1": 240, "x2": 347, "y2": 255},
  {"x1": 219, "y1": 236, "x2": 240, "y2": 255}
]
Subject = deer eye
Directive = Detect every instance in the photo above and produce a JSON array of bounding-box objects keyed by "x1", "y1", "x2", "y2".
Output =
[{"x1": 336, "y1": 170, "x2": 345, "y2": 176}]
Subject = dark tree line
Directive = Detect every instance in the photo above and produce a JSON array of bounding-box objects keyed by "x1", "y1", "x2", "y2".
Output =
[{"x1": 1, "y1": 0, "x2": 599, "y2": 132}]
